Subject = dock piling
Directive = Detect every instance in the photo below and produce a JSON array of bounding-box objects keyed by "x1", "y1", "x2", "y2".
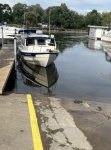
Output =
[
  {"x1": 1, "y1": 27, "x2": 4, "y2": 46},
  {"x1": 14, "y1": 38, "x2": 17, "y2": 70}
]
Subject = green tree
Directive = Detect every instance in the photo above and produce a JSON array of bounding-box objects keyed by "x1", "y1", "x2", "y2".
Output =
[
  {"x1": 0, "y1": 2, "x2": 105, "y2": 29},
  {"x1": 85, "y1": 9, "x2": 101, "y2": 26},
  {"x1": 68, "y1": 11, "x2": 85, "y2": 29},
  {"x1": 0, "y1": 4, "x2": 3, "y2": 22},
  {"x1": 101, "y1": 11, "x2": 111, "y2": 26},
  {"x1": 25, "y1": 11, "x2": 36, "y2": 26},
  {"x1": 44, "y1": 3, "x2": 85, "y2": 29},
  {"x1": 45, "y1": 4, "x2": 72, "y2": 28},
  {"x1": 0, "y1": 3, "x2": 12, "y2": 23},
  {"x1": 2, "y1": 4, "x2": 12, "y2": 23},
  {"x1": 12, "y1": 3, "x2": 28, "y2": 24},
  {"x1": 28, "y1": 4, "x2": 44, "y2": 24}
]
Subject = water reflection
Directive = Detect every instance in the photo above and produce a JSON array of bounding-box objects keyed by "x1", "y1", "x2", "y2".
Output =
[
  {"x1": 55, "y1": 33, "x2": 88, "y2": 53},
  {"x1": 102, "y1": 42, "x2": 111, "y2": 62},
  {"x1": 55, "y1": 35, "x2": 111, "y2": 102},
  {"x1": 16, "y1": 33, "x2": 111, "y2": 102},
  {"x1": 87, "y1": 39, "x2": 111, "y2": 63},
  {"x1": 17, "y1": 60, "x2": 59, "y2": 95},
  {"x1": 87, "y1": 39, "x2": 103, "y2": 50}
]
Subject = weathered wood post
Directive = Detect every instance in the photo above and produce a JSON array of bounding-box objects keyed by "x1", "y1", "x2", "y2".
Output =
[
  {"x1": 1, "y1": 27, "x2": 4, "y2": 47},
  {"x1": 14, "y1": 38, "x2": 17, "y2": 70}
]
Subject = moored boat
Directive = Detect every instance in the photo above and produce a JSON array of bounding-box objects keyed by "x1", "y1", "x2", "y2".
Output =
[
  {"x1": 0, "y1": 24, "x2": 23, "y2": 44},
  {"x1": 101, "y1": 31, "x2": 111, "y2": 42},
  {"x1": 17, "y1": 30, "x2": 59, "y2": 67},
  {"x1": 88, "y1": 24, "x2": 111, "y2": 42}
]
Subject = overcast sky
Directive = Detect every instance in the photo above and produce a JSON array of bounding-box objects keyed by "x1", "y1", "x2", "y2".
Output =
[{"x1": 0, "y1": 0, "x2": 111, "y2": 14}]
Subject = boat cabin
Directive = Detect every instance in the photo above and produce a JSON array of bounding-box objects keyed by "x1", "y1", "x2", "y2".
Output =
[
  {"x1": 24, "y1": 36, "x2": 56, "y2": 47},
  {"x1": 88, "y1": 25, "x2": 109, "y2": 40}
]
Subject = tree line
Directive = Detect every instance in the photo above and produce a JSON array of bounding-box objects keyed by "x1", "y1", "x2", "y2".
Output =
[{"x1": 0, "y1": 3, "x2": 111, "y2": 29}]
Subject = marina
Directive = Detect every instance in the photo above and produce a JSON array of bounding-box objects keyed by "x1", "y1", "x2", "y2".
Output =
[
  {"x1": 15, "y1": 33, "x2": 111, "y2": 103},
  {"x1": 1, "y1": 2, "x2": 111, "y2": 150},
  {"x1": 0, "y1": 28, "x2": 60, "y2": 94},
  {"x1": 1, "y1": 32, "x2": 111, "y2": 103},
  {"x1": 88, "y1": 24, "x2": 111, "y2": 42},
  {"x1": 1, "y1": 26, "x2": 111, "y2": 150}
]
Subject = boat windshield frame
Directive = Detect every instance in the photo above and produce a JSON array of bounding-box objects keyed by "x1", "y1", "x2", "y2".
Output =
[{"x1": 25, "y1": 37, "x2": 55, "y2": 46}]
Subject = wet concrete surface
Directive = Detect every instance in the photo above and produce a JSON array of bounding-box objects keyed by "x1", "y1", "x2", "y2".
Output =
[
  {"x1": 32, "y1": 94, "x2": 111, "y2": 150},
  {"x1": 0, "y1": 93, "x2": 111, "y2": 150}
]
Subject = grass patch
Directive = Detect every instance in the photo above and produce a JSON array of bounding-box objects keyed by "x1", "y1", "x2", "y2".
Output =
[
  {"x1": 72, "y1": 148, "x2": 85, "y2": 150},
  {"x1": 42, "y1": 116, "x2": 48, "y2": 123},
  {"x1": 74, "y1": 100, "x2": 83, "y2": 104}
]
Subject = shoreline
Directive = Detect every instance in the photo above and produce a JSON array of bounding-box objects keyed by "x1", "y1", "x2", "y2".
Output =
[{"x1": 39, "y1": 29, "x2": 88, "y2": 34}]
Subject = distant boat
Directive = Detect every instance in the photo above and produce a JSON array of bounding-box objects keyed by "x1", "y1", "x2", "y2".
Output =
[
  {"x1": 0, "y1": 24, "x2": 23, "y2": 44},
  {"x1": 18, "y1": 59, "x2": 59, "y2": 91},
  {"x1": 88, "y1": 25, "x2": 108, "y2": 40},
  {"x1": 101, "y1": 31, "x2": 111, "y2": 42},
  {"x1": 17, "y1": 29, "x2": 59, "y2": 67},
  {"x1": 88, "y1": 24, "x2": 111, "y2": 42}
]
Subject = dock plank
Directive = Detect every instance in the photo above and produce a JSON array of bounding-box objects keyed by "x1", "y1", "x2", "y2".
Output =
[{"x1": 0, "y1": 45, "x2": 14, "y2": 94}]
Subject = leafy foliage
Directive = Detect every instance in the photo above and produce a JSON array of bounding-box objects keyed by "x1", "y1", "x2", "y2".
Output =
[
  {"x1": 0, "y1": 3, "x2": 12, "y2": 23},
  {"x1": 0, "y1": 3, "x2": 111, "y2": 29},
  {"x1": 101, "y1": 11, "x2": 111, "y2": 26},
  {"x1": 12, "y1": 3, "x2": 28, "y2": 24},
  {"x1": 85, "y1": 9, "x2": 102, "y2": 26}
]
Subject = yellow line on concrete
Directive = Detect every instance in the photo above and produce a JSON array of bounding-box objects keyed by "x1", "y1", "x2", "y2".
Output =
[{"x1": 27, "y1": 94, "x2": 44, "y2": 150}]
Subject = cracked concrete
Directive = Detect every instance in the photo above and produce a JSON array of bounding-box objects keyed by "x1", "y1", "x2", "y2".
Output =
[
  {"x1": 33, "y1": 95, "x2": 92, "y2": 150},
  {"x1": 1, "y1": 93, "x2": 111, "y2": 150},
  {"x1": 33, "y1": 94, "x2": 111, "y2": 150}
]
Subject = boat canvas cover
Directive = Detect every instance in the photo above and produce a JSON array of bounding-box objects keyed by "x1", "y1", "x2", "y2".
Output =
[{"x1": 18, "y1": 29, "x2": 36, "y2": 34}]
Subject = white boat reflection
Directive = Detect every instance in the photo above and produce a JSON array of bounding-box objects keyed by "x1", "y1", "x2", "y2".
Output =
[
  {"x1": 88, "y1": 39, "x2": 103, "y2": 50},
  {"x1": 102, "y1": 42, "x2": 111, "y2": 62},
  {"x1": 18, "y1": 59, "x2": 59, "y2": 94},
  {"x1": 87, "y1": 39, "x2": 111, "y2": 62}
]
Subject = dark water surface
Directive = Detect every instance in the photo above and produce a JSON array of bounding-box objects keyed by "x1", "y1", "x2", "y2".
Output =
[{"x1": 16, "y1": 33, "x2": 111, "y2": 103}]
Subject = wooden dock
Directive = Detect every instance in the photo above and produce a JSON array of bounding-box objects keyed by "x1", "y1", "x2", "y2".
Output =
[{"x1": 0, "y1": 44, "x2": 14, "y2": 94}]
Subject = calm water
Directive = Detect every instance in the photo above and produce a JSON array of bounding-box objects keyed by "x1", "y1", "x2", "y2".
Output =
[{"x1": 16, "y1": 33, "x2": 111, "y2": 102}]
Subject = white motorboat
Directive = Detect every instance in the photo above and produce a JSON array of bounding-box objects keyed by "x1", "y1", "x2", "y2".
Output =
[
  {"x1": 88, "y1": 25, "x2": 111, "y2": 42},
  {"x1": 17, "y1": 30, "x2": 59, "y2": 67},
  {"x1": 101, "y1": 31, "x2": 111, "y2": 42},
  {"x1": 18, "y1": 59, "x2": 59, "y2": 89},
  {"x1": 0, "y1": 24, "x2": 23, "y2": 44}
]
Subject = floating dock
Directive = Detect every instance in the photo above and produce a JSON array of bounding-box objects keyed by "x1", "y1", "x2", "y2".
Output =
[{"x1": 0, "y1": 44, "x2": 14, "y2": 94}]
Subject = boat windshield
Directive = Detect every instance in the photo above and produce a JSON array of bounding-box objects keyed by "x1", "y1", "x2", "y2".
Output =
[
  {"x1": 26, "y1": 37, "x2": 55, "y2": 46},
  {"x1": 48, "y1": 38, "x2": 55, "y2": 46},
  {"x1": 38, "y1": 39, "x2": 45, "y2": 45},
  {"x1": 26, "y1": 39, "x2": 35, "y2": 46},
  {"x1": 26, "y1": 38, "x2": 45, "y2": 46}
]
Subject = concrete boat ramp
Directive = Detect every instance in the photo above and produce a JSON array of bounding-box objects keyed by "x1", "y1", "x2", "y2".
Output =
[
  {"x1": 0, "y1": 93, "x2": 111, "y2": 150},
  {"x1": 0, "y1": 43, "x2": 111, "y2": 150},
  {"x1": 0, "y1": 44, "x2": 14, "y2": 94}
]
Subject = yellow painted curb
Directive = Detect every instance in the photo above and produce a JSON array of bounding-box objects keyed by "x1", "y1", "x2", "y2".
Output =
[{"x1": 27, "y1": 94, "x2": 44, "y2": 150}]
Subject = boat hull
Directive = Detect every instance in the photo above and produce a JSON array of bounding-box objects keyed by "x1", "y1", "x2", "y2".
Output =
[
  {"x1": 101, "y1": 35, "x2": 111, "y2": 42},
  {"x1": 20, "y1": 51, "x2": 59, "y2": 67}
]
